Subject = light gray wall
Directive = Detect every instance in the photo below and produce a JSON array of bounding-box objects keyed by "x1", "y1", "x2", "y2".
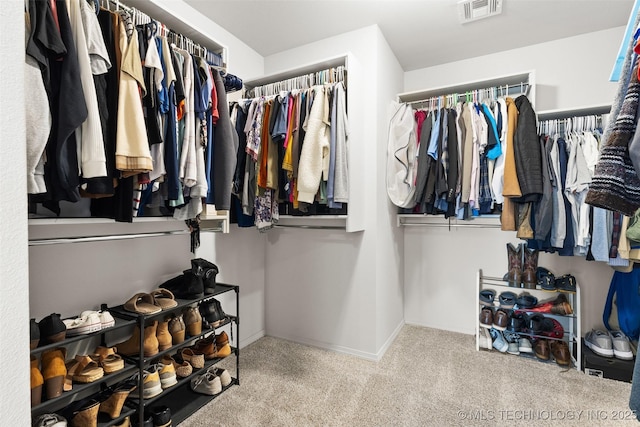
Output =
[
  {"x1": 1, "y1": 0, "x2": 30, "y2": 424},
  {"x1": 402, "y1": 27, "x2": 626, "y2": 335}
]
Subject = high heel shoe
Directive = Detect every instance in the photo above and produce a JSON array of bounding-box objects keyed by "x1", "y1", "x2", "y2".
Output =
[
  {"x1": 98, "y1": 380, "x2": 137, "y2": 419},
  {"x1": 30, "y1": 356, "x2": 43, "y2": 406},
  {"x1": 41, "y1": 347, "x2": 68, "y2": 398},
  {"x1": 69, "y1": 399, "x2": 100, "y2": 427}
]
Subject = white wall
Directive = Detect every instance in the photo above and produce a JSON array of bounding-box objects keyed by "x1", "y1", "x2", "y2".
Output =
[
  {"x1": 405, "y1": 26, "x2": 625, "y2": 112},
  {"x1": 402, "y1": 27, "x2": 625, "y2": 335},
  {"x1": 262, "y1": 25, "x2": 404, "y2": 359},
  {"x1": 1, "y1": 1, "x2": 29, "y2": 424}
]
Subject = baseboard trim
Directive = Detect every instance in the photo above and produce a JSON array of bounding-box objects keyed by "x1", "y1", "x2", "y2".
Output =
[
  {"x1": 240, "y1": 329, "x2": 265, "y2": 349},
  {"x1": 374, "y1": 320, "x2": 404, "y2": 361},
  {"x1": 405, "y1": 320, "x2": 474, "y2": 336}
]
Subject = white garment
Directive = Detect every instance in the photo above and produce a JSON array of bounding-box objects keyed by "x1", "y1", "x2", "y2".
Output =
[
  {"x1": 68, "y1": 0, "x2": 107, "y2": 178},
  {"x1": 79, "y1": 0, "x2": 110, "y2": 75},
  {"x1": 298, "y1": 85, "x2": 331, "y2": 203},
  {"x1": 176, "y1": 49, "x2": 197, "y2": 187},
  {"x1": 333, "y1": 82, "x2": 349, "y2": 203},
  {"x1": 386, "y1": 102, "x2": 417, "y2": 208}
]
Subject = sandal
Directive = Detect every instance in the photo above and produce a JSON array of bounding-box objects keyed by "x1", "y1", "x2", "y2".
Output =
[
  {"x1": 90, "y1": 346, "x2": 124, "y2": 374},
  {"x1": 66, "y1": 355, "x2": 104, "y2": 384},
  {"x1": 124, "y1": 293, "x2": 162, "y2": 315},
  {"x1": 150, "y1": 289, "x2": 178, "y2": 310}
]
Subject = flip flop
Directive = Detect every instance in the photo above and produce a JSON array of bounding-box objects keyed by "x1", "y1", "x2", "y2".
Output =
[
  {"x1": 124, "y1": 293, "x2": 162, "y2": 315},
  {"x1": 150, "y1": 289, "x2": 178, "y2": 310}
]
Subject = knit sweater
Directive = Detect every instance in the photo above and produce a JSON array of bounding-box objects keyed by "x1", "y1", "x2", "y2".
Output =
[
  {"x1": 298, "y1": 86, "x2": 330, "y2": 203},
  {"x1": 586, "y1": 59, "x2": 640, "y2": 216}
]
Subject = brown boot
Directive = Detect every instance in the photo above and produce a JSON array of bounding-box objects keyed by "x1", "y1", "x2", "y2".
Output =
[
  {"x1": 506, "y1": 243, "x2": 523, "y2": 287},
  {"x1": 156, "y1": 318, "x2": 172, "y2": 351},
  {"x1": 169, "y1": 314, "x2": 186, "y2": 344},
  {"x1": 41, "y1": 347, "x2": 68, "y2": 398},
  {"x1": 522, "y1": 247, "x2": 539, "y2": 289},
  {"x1": 30, "y1": 356, "x2": 43, "y2": 406},
  {"x1": 116, "y1": 321, "x2": 159, "y2": 357}
]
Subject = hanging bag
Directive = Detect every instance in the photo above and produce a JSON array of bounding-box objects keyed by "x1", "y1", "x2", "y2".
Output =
[
  {"x1": 386, "y1": 102, "x2": 418, "y2": 208},
  {"x1": 603, "y1": 269, "x2": 640, "y2": 340}
]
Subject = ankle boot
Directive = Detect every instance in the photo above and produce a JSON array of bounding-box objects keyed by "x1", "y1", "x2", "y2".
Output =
[
  {"x1": 38, "y1": 313, "x2": 66, "y2": 345},
  {"x1": 41, "y1": 348, "x2": 68, "y2": 398},
  {"x1": 184, "y1": 307, "x2": 202, "y2": 337},
  {"x1": 191, "y1": 258, "x2": 219, "y2": 294},
  {"x1": 156, "y1": 319, "x2": 172, "y2": 351},
  {"x1": 30, "y1": 318, "x2": 40, "y2": 350},
  {"x1": 31, "y1": 356, "x2": 43, "y2": 406},
  {"x1": 98, "y1": 380, "x2": 137, "y2": 419},
  {"x1": 522, "y1": 247, "x2": 539, "y2": 289},
  {"x1": 70, "y1": 399, "x2": 100, "y2": 427},
  {"x1": 160, "y1": 270, "x2": 204, "y2": 299},
  {"x1": 168, "y1": 314, "x2": 186, "y2": 344},
  {"x1": 506, "y1": 243, "x2": 523, "y2": 287},
  {"x1": 116, "y1": 322, "x2": 159, "y2": 357}
]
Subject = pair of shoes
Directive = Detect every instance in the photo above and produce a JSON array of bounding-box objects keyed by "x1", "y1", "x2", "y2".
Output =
[
  {"x1": 200, "y1": 298, "x2": 227, "y2": 328},
  {"x1": 160, "y1": 354, "x2": 192, "y2": 378},
  {"x1": 534, "y1": 339, "x2": 550, "y2": 361},
  {"x1": 179, "y1": 348, "x2": 205, "y2": 369},
  {"x1": 505, "y1": 243, "x2": 539, "y2": 288},
  {"x1": 550, "y1": 340, "x2": 571, "y2": 366},
  {"x1": 151, "y1": 362, "x2": 177, "y2": 390},
  {"x1": 193, "y1": 332, "x2": 232, "y2": 359},
  {"x1": 116, "y1": 321, "x2": 160, "y2": 358},
  {"x1": 97, "y1": 379, "x2": 137, "y2": 419},
  {"x1": 63, "y1": 310, "x2": 111, "y2": 337},
  {"x1": 124, "y1": 290, "x2": 177, "y2": 315},
  {"x1": 132, "y1": 367, "x2": 163, "y2": 399},
  {"x1": 38, "y1": 314, "x2": 67, "y2": 345},
  {"x1": 191, "y1": 258, "x2": 219, "y2": 294},
  {"x1": 526, "y1": 293, "x2": 573, "y2": 315},
  {"x1": 91, "y1": 346, "x2": 124, "y2": 374},
  {"x1": 160, "y1": 258, "x2": 217, "y2": 300},
  {"x1": 489, "y1": 328, "x2": 508, "y2": 352},
  {"x1": 33, "y1": 413, "x2": 67, "y2": 426},
  {"x1": 479, "y1": 307, "x2": 508, "y2": 331},
  {"x1": 506, "y1": 312, "x2": 527, "y2": 333},
  {"x1": 66, "y1": 355, "x2": 104, "y2": 386},
  {"x1": 585, "y1": 329, "x2": 634, "y2": 359},
  {"x1": 190, "y1": 367, "x2": 231, "y2": 395}
]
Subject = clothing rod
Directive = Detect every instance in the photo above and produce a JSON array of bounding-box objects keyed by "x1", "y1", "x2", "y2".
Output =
[
  {"x1": 28, "y1": 228, "x2": 222, "y2": 246},
  {"x1": 274, "y1": 224, "x2": 346, "y2": 230},
  {"x1": 405, "y1": 82, "x2": 530, "y2": 106},
  {"x1": 399, "y1": 222, "x2": 502, "y2": 228}
]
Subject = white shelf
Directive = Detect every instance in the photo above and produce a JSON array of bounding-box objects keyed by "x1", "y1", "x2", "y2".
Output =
[{"x1": 397, "y1": 214, "x2": 501, "y2": 228}]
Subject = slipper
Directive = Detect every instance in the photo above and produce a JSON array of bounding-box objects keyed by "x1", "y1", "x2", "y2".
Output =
[
  {"x1": 124, "y1": 293, "x2": 162, "y2": 315},
  {"x1": 66, "y1": 355, "x2": 104, "y2": 384},
  {"x1": 150, "y1": 289, "x2": 178, "y2": 310}
]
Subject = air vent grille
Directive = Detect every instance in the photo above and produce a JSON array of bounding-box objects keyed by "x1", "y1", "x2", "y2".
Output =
[{"x1": 458, "y1": 0, "x2": 503, "y2": 24}]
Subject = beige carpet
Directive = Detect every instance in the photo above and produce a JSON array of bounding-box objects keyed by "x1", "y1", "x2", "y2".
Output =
[{"x1": 178, "y1": 325, "x2": 636, "y2": 426}]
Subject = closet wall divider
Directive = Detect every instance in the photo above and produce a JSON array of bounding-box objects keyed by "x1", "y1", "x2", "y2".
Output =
[{"x1": 242, "y1": 53, "x2": 365, "y2": 232}]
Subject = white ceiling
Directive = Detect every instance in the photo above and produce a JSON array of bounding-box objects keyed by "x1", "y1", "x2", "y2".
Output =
[{"x1": 184, "y1": 0, "x2": 634, "y2": 71}]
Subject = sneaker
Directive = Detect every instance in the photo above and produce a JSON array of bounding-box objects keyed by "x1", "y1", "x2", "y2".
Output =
[
  {"x1": 490, "y1": 328, "x2": 508, "y2": 352},
  {"x1": 585, "y1": 329, "x2": 614, "y2": 358},
  {"x1": 478, "y1": 328, "x2": 492, "y2": 350},
  {"x1": 610, "y1": 330, "x2": 634, "y2": 360},
  {"x1": 151, "y1": 405, "x2": 172, "y2": 427},
  {"x1": 155, "y1": 362, "x2": 178, "y2": 389},
  {"x1": 33, "y1": 413, "x2": 67, "y2": 427},
  {"x1": 479, "y1": 307, "x2": 493, "y2": 328},
  {"x1": 190, "y1": 372, "x2": 222, "y2": 395},
  {"x1": 504, "y1": 332, "x2": 520, "y2": 355},
  {"x1": 518, "y1": 337, "x2": 533, "y2": 353},
  {"x1": 63, "y1": 312, "x2": 102, "y2": 337},
  {"x1": 134, "y1": 367, "x2": 163, "y2": 399},
  {"x1": 208, "y1": 367, "x2": 232, "y2": 387}
]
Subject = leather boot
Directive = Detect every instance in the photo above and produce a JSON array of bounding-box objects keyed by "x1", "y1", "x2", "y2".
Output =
[
  {"x1": 31, "y1": 356, "x2": 43, "y2": 406},
  {"x1": 184, "y1": 307, "x2": 202, "y2": 337},
  {"x1": 116, "y1": 321, "x2": 159, "y2": 357},
  {"x1": 522, "y1": 247, "x2": 539, "y2": 289},
  {"x1": 505, "y1": 243, "x2": 523, "y2": 287},
  {"x1": 169, "y1": 314, "x2": 186, "y2": 344},
  {"x1": 160, "y1": 270, "x2": 204, "y2": 299},
  {"x1": 41, "y1": 347, "x2": 68, "y2": 398},
  {"x1": 156, "y1": 318, "x2": 172, "y2": 351},
  {"x1": 191, "y1": 258, "x2": 219, "y2": 294},
  {"x1": 200, "y1": 298, "x2": 226, "y2": 327}
]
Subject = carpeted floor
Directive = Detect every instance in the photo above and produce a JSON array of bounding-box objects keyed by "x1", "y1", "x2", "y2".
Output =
[{"x1": 178, "y1": 325, "x2": 636, "y2": 426}]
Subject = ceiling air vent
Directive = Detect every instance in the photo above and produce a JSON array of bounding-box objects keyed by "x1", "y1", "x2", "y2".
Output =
[{"x1": 458, "y1": 0, "x2": 503, "y2": 24}]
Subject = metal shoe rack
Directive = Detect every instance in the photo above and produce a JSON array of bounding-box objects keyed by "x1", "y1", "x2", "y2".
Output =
[
  {"x1": 109, "y1": 283, "x2": 240, "y2": 426},
  {"x1": 476, "y1": 269, "x2": 581, "y2": 371}
]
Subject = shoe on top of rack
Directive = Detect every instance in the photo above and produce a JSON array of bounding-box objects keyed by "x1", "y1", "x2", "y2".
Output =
[
  {"x1": 585, "y1": 329, "x2": 614, "y2": 358},
  {"x1": 63, "y1": 312, "x2": 102, "y2": 337},
  {"x1": 610, "y1": 330, "x2": 634, "y2": 360},
  {"x1": 489, "y1": 328, "x2": 508, "y2": 353},
  {"x1": 492, "y1": 309, "x2": 509, "y2": 331},
  {"x1": 555, "y1": 274, "x2": 577, "y2": 292},
  {"x1": 536, "y1": 267, "x2": 556, "y2": 291},
  {"x1": 479, "y1": 289, "x2": 496, "y2": 307},
  {"x1": 160, "y1": 270, "x2": 204, "y2": 300},
  {"x1": 479, "y1": 307, "x2": 493, "y2": 329},
  {"x1": 550, "y1": 340, "x2": 571, "y2": 366},
  {"x1": 518, "y1": 337, "x2": 533, "y2": 354},
  {"x1": 498, "y1": 291, "x2": 517, "y2": 309},
  {"x1": 478, "y1": 328, "x2": 492, "y2": 350}
]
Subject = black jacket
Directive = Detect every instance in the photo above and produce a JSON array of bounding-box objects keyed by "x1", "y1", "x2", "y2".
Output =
[{"x1": 512, "y1": 95, "x2": 542, "y2": 203}]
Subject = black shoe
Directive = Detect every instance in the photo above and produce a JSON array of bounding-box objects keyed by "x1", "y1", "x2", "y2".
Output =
[
  {"x1": 132, "y1": 411, "x2": 154, "y2": 427},
  {"x1": 160, "y1": 271, "x2": 204, "y2": 299},
  {"x1": 151, "y1": 405, "x2": 172, "y2": 427},
  {"x1": 30, "y1": 318, "x2": 40, "y2": 349},
  {"x1": 506, "y1": 311, "x2": 526, "y2": 333},
  {"x1": 191, "y1": 258, "x2": 218, "y2": 294},
  {"x1": 38, "y1": 313, "x2": 66, "y2": 344},
  {"x1": 200, "y1": 298, "x2": 227, "y2": 327},
  {"x1": 527, "y1": 313, "x2": 545, "y2": 335}
]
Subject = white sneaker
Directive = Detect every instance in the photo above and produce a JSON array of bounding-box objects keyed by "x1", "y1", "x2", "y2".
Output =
[
  {"x1": 478, "y1": 328, "x2": 492, "y2": 350},
  {"x1": 610, "y1": 330, "x2": 634, "y2": 360},
  {"x1": 63, "y1": 312, "x2": 102, "y2": 336},
  {"x1": 585, "y1": 329, "x2": 614, "y2": 358},
  {"x1": 518, "y1": 337, "x2": 533, "y2": 353},
  {"x1": 191, "y1": 372, "x2": 222, "y2": 395},
  {"x1": 81, "y1": 310, "x2": 115, "y2": 329}
]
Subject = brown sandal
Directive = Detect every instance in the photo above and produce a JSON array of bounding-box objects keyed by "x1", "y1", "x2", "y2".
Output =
[
  {"x1": 66, "y1": 355, "x2": 104, "y2": 384},
  {"x1": 124, "y1": 293, "x2": 162, "y2": 315},
  {"x1": 150, "y1": 289, "x2": 178, "y2": 310}
]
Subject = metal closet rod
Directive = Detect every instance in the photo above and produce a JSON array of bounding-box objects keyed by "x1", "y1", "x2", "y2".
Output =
[
  {"x1": 28, "y1": 227, "x2": 222, "y2": 246},
  {"x1": 400, "y1": 222, "x2": 501, "y2": 229},
  {"x1": 274, "y1": 224, "x2": 346, "y2": 230}
]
